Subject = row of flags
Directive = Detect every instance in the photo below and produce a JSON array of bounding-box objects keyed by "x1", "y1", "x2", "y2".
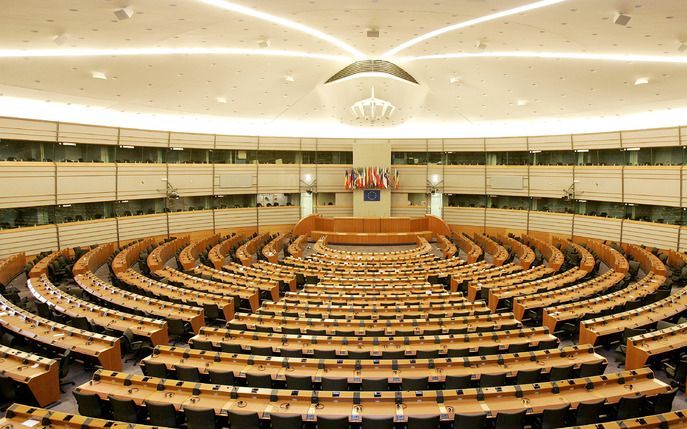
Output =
[{"x1": 344, "y1": 167, "x2": 400, "y2": 190}]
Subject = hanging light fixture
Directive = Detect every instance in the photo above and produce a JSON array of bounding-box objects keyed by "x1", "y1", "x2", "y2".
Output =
[{"x1": 350, "y1": 87, "x2": 395, "y2": 123}]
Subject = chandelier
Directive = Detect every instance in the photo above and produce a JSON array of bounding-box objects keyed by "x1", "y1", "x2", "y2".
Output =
[{"x1": 350, "y1": 87, "x2": 395, "y2": 123}]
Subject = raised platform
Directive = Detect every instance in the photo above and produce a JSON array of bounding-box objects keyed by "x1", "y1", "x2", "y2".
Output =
[{"x1": 310, "y1": 230, "x2": 433, "y2": 245}]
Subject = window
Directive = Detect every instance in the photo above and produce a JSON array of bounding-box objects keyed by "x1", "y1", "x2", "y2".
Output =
[
  {"x1": 446, "y1": 194, "x2": 486, "y2": 208},
  {"x1": 392, "y1": 152, "x2": 427, "y2": 165},
  {"x1": 166, "y1": 148, "x2": 210, "y2": 164},
  {"x1": 55, "y1": 202, "x2": 113, "y2": 223},
  {"x1": 486, "y1": 151, "x2": 529, "y2": 166},
  {"x1": 0, "y1": 206, "x2": 54, "y2": 229},
  {"x1": 0, "y1": 139, "x2": 54, "y2": 162},
  {"x1": 114, "y1": 199, "x2": 166, "y2": 216},
  {"x1": 213, "y1": 194, "x2": 256, "y2": 209},
  {"x1": 115, "y1": 146, "x2": 166, "y2": 163},
  {"x1": 446, "y1": 152, "x2": 485, "y2": 165},
  {"x1": 257, "y1": 150, "x2": 298, "y2": 164},
  {"x1": 55, "y1": 142, "x2": 115, "y2": 162},
  {"x1": 257, "y1": 193, "x2": 299, "y2": 207},
  {"x1": 213, "y1": 149, "x2": 257, "y2": 164},
  {"x1": 531, "y1": 197, "x2": 574, "y2": 214},
  {"x1": 487, "y1": 196, "x2": 529, "y2": 210},
  {"x1": 531, "y1": 150, "x2": 575, "y2": 166}
]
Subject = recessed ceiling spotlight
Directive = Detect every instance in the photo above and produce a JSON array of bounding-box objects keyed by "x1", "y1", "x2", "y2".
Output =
[
  {"x1": 634, "y1": 77, "x2": 649, "y2": 85},
  {"x1": 516, "y1": 99, "x2": 529, "y2": 106},
  {"x1": 613, "y1": 12, "x2": 631, "y2": 26},
  {"x1": 284, "y1": 73, "x2": 295, "y2": 82},
  {"x1": 91, "y1": 71, "x2": 107, "y2": 80},
  {"x1": 216, "y1": 96, "x2": 227, "y2": 103},
  {"x1": 475, "y1": 40, "x2": 487, "y2": 50},
  {"x1": 257, "y1": 38, "x2": 271, "y2": 48},
  {"x1": 367, "y1": 28, "x2": 380, "y2": 38},
  {"x1": 449, "y1": 76, "x2": 461, "y2": 84},
  {"x1": 52, "y1": 33, "x2": 68, "y2": 45},
  {"x1": 113, "y1": 6, "x2": 135, "y2": 20},
  {"x1": 678, "y1": 42, "x2": 687, "y2": 53}
]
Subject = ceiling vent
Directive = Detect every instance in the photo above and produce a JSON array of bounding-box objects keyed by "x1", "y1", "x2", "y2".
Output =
[{"x1": 325, "y1": 60, "x2": 418, "y2": 85}]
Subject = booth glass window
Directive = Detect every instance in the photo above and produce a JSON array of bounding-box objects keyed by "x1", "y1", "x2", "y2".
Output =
[
  {"x1": 257, "y1": 150, "x2": 298, "y2": 164},
  {"x1": 55, "y1": 142, "x2": 115, "y2": 163},
  {"x1": 487, "y1": 196, "x2": 530, "y2": 210},
  {"x1": 445, "y1": 152, "x2": 485, "y2": 165},
  {"x1": 0, "y1": 139, "x2": 55, "y2": 162},
  {"x1": 626, "y1": 146, "x2": 684, "y2": 166},
  {"x1": 446, "y1": 194, "x2": 486, "y2": 208},
  {"x1": 213, "y1": 194, "x2": 256, "y2": 209},
  {"x1": 576, "y1": 149, "x2": 624, "y2": 166},
  {"x1": 55, "y1": 202, "x2": 113, "y2": 223},
  {"x1": 0, "y1": 205, "x2": 55, "y2": 229},
  {"x1": 115, "y1": 145, "x2": 166, "y2": 163},
  {"x1": 487, "y1": 151, "x2": 530, "y2": 166},
  {"x1": 392, "y1": 152, "x2": 427, "y2": 165},
  {"x1": 257, "y1": 193, "x2": 299, "y2": 207},
  {"x1": 576, "y1": 200, "x2": 625, "y2": 219},
  {"x1": 626, "y1": 204, "x2": 683, "y2": 225},
  {"x1": 531, "y1": 150, "x2": 575, "y2": 166},
  {"x1": 114, "y1": 198, "x2": 166, "y2": 217},
  {"x1": 213, "y1": 149, "x2": 257, "y2": 164},
  {"x1": 531, "y1": 197, "x2": 574, "y2": 214}
]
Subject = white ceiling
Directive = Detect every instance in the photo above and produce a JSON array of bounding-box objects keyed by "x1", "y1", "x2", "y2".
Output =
[{"x1": 0, "y1": 0, "x2": 686, "y2": 138}]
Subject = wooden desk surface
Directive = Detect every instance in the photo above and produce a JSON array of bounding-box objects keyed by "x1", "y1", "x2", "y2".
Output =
[
  {"x1": 626, "y1": 321, "x2": 687, "y2": 370},
  {"x1": 512, "y1": 270, "x2": 625, "y2": 321},
  {"x1": 231, "y1": 311, "x2": 519, "y2": 336},
  {"x1": 143, "y1": 344, "x2": 603, "y2": 384},
  {"x1": 156, "y1": 267, "x2": 262, "y2": 311},
  {"x1": 580, "y1": 286, "x2": 687, "y2": 346},
  {"x1": 260, "y1": 300, "x2": 490, "y2": 318},
  {"x1": 28, "y1": 276, "x2": 169, "y2": 346},
  {"x1": 467, "y1": 265, "x2": 552, "y2": 301},
  {"x1": 75, "y1": 272, "x2": 205, "y2": 334},
  {"x1": 0, "y1": 344, "x2": 60, "y2": 406},
  {"x1": 0, "y1": 252, "x2": 26, "y2": 286},
  {"x1": 487, "y1": 267, "x2": 586, "y2": 312},
  {"x1": 0, "y1": 404, "x2": 157, "y2": 429},
  {"x1": 191, "y1": 326, "x2": 556, "y2": 356},
  {"x1": 563, "y1": 409, "x2": 687, "y2": 429},
  {"x1": 192, "y1": 265, "x2": 287, "y2": 296},
  {"x1": 116, "y1": 269, "x2": 236, "y2": 321},
  {"x1": 542, "y1": 272, "x2": 665, "y2": 333},
  {"x1": 281, "y1": 291, "x2": 467, "y2": 306},
  {"x1": 0, "y1": 295, "x2": 121, "y2": 371},
  {"x1": 77, "y1": 368, "x2": 669, "y2": 423}
]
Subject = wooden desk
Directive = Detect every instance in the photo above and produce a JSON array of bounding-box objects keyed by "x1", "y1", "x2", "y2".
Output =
[
  {"x1": 191, "y1": 326, "x2": 556, "y2": 357},
  {"x1": 231, "y1": 312, "x2": 519, "y2": 336},
  {"x1": 565, "y1": 409, "x2": 687, "y2": 429},
  {"x1": 263, "y1": 233, "x2": 291, "y2": 263},
  {"x1": 192, "y1": 264, "x2": 287, "y2": 297},
  {"x1": 179, "y1": 233, "x2": 223, "y2": 271},
  {"x1": 625, "y1": 321, "x2": 687, "y2": 370},
  {"x1": 0, "y1": 344, "x2": 59, "y2": 406},
  {"x1": 467, "y1": 265, "x2": 552, "y2": 301},
  {"x1": 147, "y1": 236, "x2": 190, "y2": 273},
  {"x1": 143, "y1": 344, "x2": 603, "y2": 386},
  {"x1": 301, "y1": 283, "x2": 447, "y2": 296},
  {"x1": 259, "y1": 300, "x2": 491, "y2": 319},
  {"x1": 116, "y1": 269, "x2": 236, "y2": 321},
  {"x1": 473, "y1": 233, "x2": 508, "y2": 266},
  {"x1": 281, "y1": 291, "x2": 467, "y2": 306},
  {"x1": 287, "y1": 235, "x2": 308, "y2": 258},
  {"x1": 75, "y1": 272, "x2": 205, "y2": 334},
  {"x1": 543, "y1": 272, "x2": 666, "y2": 333},
  {"x1": 311, "y1": 231, "x2": 433, "y2": 245},
  {"x1": 111, "y1": 238, "x2": 156, "y2": 275},
  {"x1": 487, "y1": 267, "x2": 587, "y2": 312},
  {"x1": 496, "y1": 234, "x2": 535, "y2": 269},
  {"x1": 76, "y1": 368, "x2": 669, "y2": 424},
  {"x1": 523, "y1": 235, "x2": 564, "y2": 272},
  {"x1": 29, "y1": 249, "x2": 71, "y2": 279},
  {"x1": 0, "y1": 252, "x2": 25, "y2": 286},
  {"x1": 208, "y1": 233, "x2": 245, "y2": 269},
  {"x1": 512, "y1": 270, "x2": 625, "y2": 321},
  {"x1": 28, "y1": 275, "x2": 169, "y2": 346},
  {"x1": 580, "y1": 285, "x2": 687, "y2": 346},
  {"x1": 156, "y1": 266, "x2": 261, "y2": 312},
  {"x1": 217, "y1": 262, "x2": 296, "y2": 291},
  {"x1": 0, "y1": 404, "x2": 157, "y2": 429},
  {"x1": 0, "y1": 294, "x2": 121, "y2": 371},
  {"x1": 452, "y1": 231, "x2": 482, "y2": 263},
  {"x1": 236, "y1": 232, "x2": 271, "y2": 266}
]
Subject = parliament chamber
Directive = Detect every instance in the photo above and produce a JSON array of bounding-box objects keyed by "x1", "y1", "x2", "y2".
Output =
[{"x1": 3, "y1": 0, "x2": 687, "y2": 428}]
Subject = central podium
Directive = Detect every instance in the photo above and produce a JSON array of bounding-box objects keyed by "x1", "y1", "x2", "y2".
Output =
[{"x1": 293, "y1": 214, "x2": 450, "y2": 244}]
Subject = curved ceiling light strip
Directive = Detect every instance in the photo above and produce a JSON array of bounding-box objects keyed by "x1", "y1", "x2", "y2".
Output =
[
  {"x1": 399, "y1": 51, "x2": 687, "y2": 64},
  {"x1": 0, "y1": 47, "x2": 348, "y2": 61},
  {"x1": 196, "y1": 0, "x2": 365, "y2": 59},
  {"x1": 382, "y1": 0, "x2": 567, "y2": 59}
]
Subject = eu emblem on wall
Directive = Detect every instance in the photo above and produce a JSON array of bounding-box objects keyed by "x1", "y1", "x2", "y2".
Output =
[{"x1": 364, "y1": 190, "x2": 381, "y2": 201}]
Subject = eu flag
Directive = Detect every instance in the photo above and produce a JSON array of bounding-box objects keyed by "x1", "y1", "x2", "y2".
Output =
[{"x1": 364, "y1": 190, "x2": 381, "y2": 201}]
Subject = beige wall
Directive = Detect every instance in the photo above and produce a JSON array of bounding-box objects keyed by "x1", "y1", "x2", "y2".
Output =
[{"x1": 352, "y1": 140, "x2": 391, "y2": 217}]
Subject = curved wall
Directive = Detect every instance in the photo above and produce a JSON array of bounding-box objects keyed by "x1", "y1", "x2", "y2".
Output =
[{"x1": 2, "y1": 115, "x2": 687, "y2": 257}]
